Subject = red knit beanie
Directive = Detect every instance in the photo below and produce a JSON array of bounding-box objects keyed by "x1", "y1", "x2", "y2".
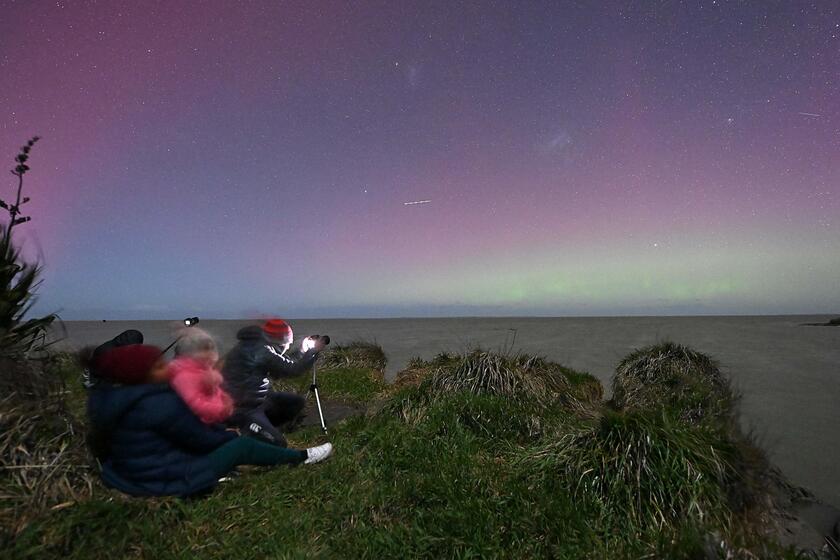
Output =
[
  {"x1": 263, "y1": 318, "x2": 293, "y2": 345},
  {"x1": 96, "y1": 344, "x2": 164, "y2": 385}
]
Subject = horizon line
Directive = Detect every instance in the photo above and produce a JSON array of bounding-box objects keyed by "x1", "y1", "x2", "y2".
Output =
[{"x1": 55, "y1": 311, "x2": 840, "y2": 322}]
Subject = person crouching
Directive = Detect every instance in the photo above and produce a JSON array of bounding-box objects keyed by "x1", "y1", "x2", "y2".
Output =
[{"x1": 222, "y1": 318, "x2": 326, "y2": 446}]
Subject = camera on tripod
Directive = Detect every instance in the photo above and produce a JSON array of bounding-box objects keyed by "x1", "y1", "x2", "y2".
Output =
[{"x1": 309, "y1": 334, "x2": 330, "y2": 345}]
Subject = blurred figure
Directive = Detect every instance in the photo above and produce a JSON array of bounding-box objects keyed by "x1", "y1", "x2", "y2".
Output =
[
  {"x1": 83, "y1": 343, "x2": 332, "y2": 498},
  {"x1": 168, "y1": 326, "x2": 234, "y2": 425},
  {"x1": 221, "y1": 318, "x2": 326, "y2": 446}
]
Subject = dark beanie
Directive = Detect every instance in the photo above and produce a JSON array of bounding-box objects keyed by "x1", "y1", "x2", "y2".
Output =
[
  {"x1": 263, "y1": 318, "x2": 293, "y2": 344},
  {"x1": 96, "y1": 344, "x2": 164, "y2": 385},
  {"x1": 89, "y1": 329, "x2": 144, "y2": 377}
]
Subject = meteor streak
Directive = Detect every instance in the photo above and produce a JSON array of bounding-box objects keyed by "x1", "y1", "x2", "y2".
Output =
[
  {"x1": 798, "y1": 112, "x2": 822, "y2": 118},
  {"x1": 403, "y1": 200, "x2": 431, "y2": 206}
]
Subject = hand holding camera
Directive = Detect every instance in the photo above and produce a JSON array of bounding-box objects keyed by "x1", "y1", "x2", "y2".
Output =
[{"x1": 301, "y1": 334, "x2": 330, "y2": 353}]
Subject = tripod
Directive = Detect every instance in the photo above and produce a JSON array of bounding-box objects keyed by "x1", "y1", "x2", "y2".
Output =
[{"x1": 307, "y1": 361, "x2": 328, "y2": 434}]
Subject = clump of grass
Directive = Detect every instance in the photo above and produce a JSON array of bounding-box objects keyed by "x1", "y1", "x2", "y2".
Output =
[
  {"x1": 381, "y1": 350, "x2": 602, "y2": 439},
  {"x1": 519, "y1": 409, "x2": 739, "y2": 536},
  {"x1": 511, "y1": 354, "x2": 604, "y2": 404},
  {"x1": 382, "y1": 388, "x2": 568, "y2": 443},
  {"x1": 424, "y1": 350, "x2": 569, "y2": 404},
  {"x1": 612, "y1": 341, "x2": 736, "y2": 426},
  {"x1": 0, "y1": 357, "x2": 97, "y2": 544},
  {"x1": 388, "y1": 352, "x2": 458, "y2": 393},
  {"x1": 317, "y1": 340, "x2": 387, "y2": 372}
]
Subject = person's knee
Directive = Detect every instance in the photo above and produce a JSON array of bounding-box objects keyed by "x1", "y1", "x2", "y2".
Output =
[
  {"x1": 291, "y1": 395, "x2": 306, "y2": 416},
  {"x1": 271, "y1": 393, "x2": 305, "y2": 417},
  {"x1": 244, "y1": 420, "x2": 288, "y2": 447}
]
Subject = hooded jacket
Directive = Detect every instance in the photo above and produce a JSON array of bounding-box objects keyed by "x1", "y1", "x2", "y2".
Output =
[
  {"x1": 221, "y1": 325, "x2": 317, "y2": 409},
  {"x1": 87, "y1": 382, "x2": 236, "y2": 497},
  {"x1": 168, "y1": 356, "x2": 234, "y2": 424}
]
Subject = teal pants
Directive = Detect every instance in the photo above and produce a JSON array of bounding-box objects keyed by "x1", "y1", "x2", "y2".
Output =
[{"x1": 207, "y1": 436, "x2": 307, "y2": 478}]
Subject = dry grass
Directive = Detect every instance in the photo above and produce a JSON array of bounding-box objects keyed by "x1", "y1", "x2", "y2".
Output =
[
  {"x1": 0, "y1": 359, "x2": 97, "y2": 543},
  {"x1": 317, "y1": 340, "x2": 387, "y2": 372},
  {"x1": 424, "y1": 350, "x2": 569, "y2": 405},
  {"x1": 386, "y1": 352, "x2": 458, "y2": 394},
  {"x1": 393, "y1": 350, "x2": 602, "y2": 405},
  {"x1": 611, "y1": 341, "x2": 737, "y2": 426},
  {"x1": 380, "y1": 350, "x2": 604, "y2": 430}
]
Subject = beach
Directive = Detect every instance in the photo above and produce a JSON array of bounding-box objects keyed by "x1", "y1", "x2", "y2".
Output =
[{"x1": 52, "y1": 315, "x2": 839, "y2": 509}]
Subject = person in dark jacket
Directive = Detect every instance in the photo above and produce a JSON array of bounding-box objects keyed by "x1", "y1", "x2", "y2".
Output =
[
  {"x1": 221, "y1": 319, "x2": 326, "y2": 446},
  {"x1": 86, "y1": 343, "x2": 333, "y2": 498}
]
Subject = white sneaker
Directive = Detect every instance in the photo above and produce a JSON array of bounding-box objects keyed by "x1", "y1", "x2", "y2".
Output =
[{"x1": 304, "y1": 442, "x2": 333, "y2": 465}]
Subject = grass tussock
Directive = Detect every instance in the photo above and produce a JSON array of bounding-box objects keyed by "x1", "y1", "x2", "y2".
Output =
[
  {"x1": 425, "y1": 350, "x2": 570, "y2": 405},
  {"x1": 612, "y1": 341, "x2": 737, "y2": 426},
  {"x1": 380, "y1": 350, "x2": 603, "y2": 441},
  {"x1": 394, "y1": 349, "x2": 601, "y2": 405},
  {"x1": 0, "y1": 357, "x2": 97, "y2": 544},
  {"x1": 389, "y1": 351, "x2": 458, "y2": 392},
  {"x1": 519, "y1": 410, "x2": 740, "y2": 535},
  {"x1": 317, "y1": 340, "x2": 387, "y2": 372}
]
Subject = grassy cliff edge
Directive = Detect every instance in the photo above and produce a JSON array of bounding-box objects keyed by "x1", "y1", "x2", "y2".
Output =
[{"x1": 4, "y1": 341, "x2": 828, "y2": 559}]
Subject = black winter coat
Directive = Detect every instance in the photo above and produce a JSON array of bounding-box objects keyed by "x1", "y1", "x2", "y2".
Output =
[
  {"x1": 221, "y1": 326, "x2": 317, "y2": 409},
  {"x1": 87, "y1": 382, "x2": 236, "y2": 497}
]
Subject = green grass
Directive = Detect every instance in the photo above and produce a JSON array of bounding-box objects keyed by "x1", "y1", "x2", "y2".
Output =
[
  {"x1": 273, "y1": 341, "x2": 388, "y2": 404},
  {"x1": 277, "y1": 366, "x2": 386, "y2": 404},
  {"x1": 519, "y1": 409, "x2": 739, "y2": 535},
  {"x1": 5, "y1": 345, "x2": 812, "y2": 559}
]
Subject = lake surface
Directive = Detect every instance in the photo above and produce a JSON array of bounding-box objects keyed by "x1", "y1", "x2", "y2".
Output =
[{"x1": 52, "y1": 315, "x2": 840, "y2": 508}]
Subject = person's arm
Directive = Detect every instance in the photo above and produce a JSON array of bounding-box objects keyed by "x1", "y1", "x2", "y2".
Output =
[
  {"x1": 155, "y1": 395, "x2": 236, "y2": 453},
  {"x1": 259, "y1": 345, "x2": 318, "y2": 379}
]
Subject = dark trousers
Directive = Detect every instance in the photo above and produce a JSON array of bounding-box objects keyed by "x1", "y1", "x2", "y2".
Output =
[
  {"x1": 207, "y1": 436, "x2": 307, "y2": 478},
  {"x1": 231, "y1": 391, "x2": 306, "y2": 447}
]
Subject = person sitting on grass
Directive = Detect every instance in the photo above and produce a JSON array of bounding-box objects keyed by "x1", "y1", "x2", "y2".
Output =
[
  {"x1": 168, "y1": 326, "x2": 234, "y2": 425},
  {"x1": 84, "y1": 343, "x2": 333, "y2": 498},
  {"x1": 221, "y1": 318, "x2": 326, "y2": 447}
]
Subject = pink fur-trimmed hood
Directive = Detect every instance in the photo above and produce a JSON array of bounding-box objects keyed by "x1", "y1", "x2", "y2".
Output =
[{"x1": 168, "y1": 357, "x2": 233, "y2": 424}]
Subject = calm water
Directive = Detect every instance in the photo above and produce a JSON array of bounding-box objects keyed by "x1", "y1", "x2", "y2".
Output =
[{"x1": 52, "y1": 315, "x2": 840, "y2": 508}]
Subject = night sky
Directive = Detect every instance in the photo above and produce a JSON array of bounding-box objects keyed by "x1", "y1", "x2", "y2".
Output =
[{"x1": 2, "y1": 1, "x2": 838, "y2": 319}]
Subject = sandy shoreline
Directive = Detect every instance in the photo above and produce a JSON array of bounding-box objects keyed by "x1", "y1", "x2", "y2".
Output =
[{"x1": 50, "y1": 315, "x2": 839, "y2": 509}]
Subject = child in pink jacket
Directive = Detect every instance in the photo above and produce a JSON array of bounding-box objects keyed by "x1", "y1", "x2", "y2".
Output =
[{"x1": 169, "y1": 327, "x2": 234, "y2": 424}]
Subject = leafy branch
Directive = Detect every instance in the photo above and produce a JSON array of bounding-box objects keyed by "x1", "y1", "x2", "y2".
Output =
[
  {"x1": 1, "y1": 136, "x2": 39, "y2": 239},
  {"x1": 0, "y1": 136, "x2": 60, "y2": 358}
]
